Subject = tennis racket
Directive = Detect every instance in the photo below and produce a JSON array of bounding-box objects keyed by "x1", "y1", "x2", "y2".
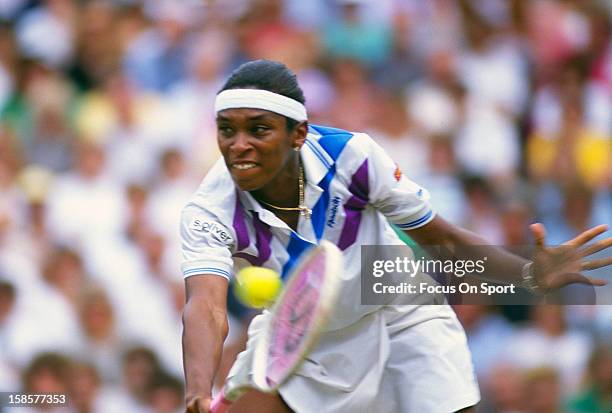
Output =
[{"x1": 210, "y1": 240, "x2": 343, "y2": 413}]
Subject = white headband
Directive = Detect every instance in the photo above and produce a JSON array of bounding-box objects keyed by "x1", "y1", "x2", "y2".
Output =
[{"x1": 215, "y1": 89, "x2": 308, "y2": 122}]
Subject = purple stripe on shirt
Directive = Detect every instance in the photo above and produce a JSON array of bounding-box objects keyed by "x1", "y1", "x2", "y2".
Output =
[
  {"x1": 337, "y1": 159, "x2": 369, "y2": 250},
  {"x1": 232, "y1": 194, "x2": 250, "y2": 250},
  {"x1": 251, "y1": 212, "x2": 273, "y2": 265},
  {"x1": 233, "y1": 211, "x2": 273, "y2": 266},
  {"x1": 347, "y1": 159, "x2": 369, "y2": 203}
]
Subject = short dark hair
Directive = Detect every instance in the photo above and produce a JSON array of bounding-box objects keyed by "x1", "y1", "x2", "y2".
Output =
[
  {"x1": 219, "y1": 60, "x2": 306, "y2": 130},
  {"x1": 0, "y1": 280, "x2": 15, "y2": 299},
  {"x1": 122, "y1": 346, "x2": 160, "y2": 370},
  {"x1": 23, "y1": 353, "x2": 71, "y2": 392}
]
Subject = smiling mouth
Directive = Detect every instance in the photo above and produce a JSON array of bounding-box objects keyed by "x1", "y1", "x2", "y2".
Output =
[{"x1": 232, "y1": 163, "x2": 257, "y2": 170}]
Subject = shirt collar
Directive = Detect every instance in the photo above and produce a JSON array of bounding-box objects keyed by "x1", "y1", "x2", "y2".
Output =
[
  {"x1": 301, "y1": 133, "x2": 332, "y2": 186},
  {"x1": 237, "y1": 189, "x2": 262, "y2": 214},
  {"x1": 237, "y1": 190, "x2": 290, "y2": 229}
]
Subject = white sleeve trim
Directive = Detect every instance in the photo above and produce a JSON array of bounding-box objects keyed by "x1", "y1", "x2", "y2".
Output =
[
  {"x1": 394, "y1": 209, "x2": 436, "y2": 230},
  {"x1": 182, "y1": 267, "x2": 231, "y2": 280},
  {"x1": 181, "y1": 258, "x2": 233, "y2": 280}
]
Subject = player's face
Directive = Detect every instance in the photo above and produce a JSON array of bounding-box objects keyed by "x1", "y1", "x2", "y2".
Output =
[{"x1": 216, "y1": 108, "x2": 305, "y2": 191}]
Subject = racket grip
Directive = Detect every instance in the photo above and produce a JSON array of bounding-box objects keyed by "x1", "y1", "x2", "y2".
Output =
[{"x1": 210, "y1": 389, "x2": 233, "y2": 413}]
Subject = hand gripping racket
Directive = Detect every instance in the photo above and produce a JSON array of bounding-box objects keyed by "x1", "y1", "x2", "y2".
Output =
[{"x1": 210, "y1": 240, "x2": 343, "y2": 412}]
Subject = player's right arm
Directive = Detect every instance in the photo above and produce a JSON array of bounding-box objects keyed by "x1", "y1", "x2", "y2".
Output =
[
  {"x1": 180, "y1": 206, "x2": 236, "y2": 412},
  {"x1": 183, "y1": 274, "x2": 229, "y2": 413}
]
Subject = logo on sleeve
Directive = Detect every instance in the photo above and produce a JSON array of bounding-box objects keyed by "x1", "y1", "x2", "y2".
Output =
[
  {"x1": 189, "y1": 218, "x2": 233, "y2": 244},
  {"x1": 394, "y1": 164, "x2": 402, "y2": 182}
]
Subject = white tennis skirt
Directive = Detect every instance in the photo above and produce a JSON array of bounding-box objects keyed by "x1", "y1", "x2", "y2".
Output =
[{"x1": 227, "y1": 304, "x2": 480, "y2": 413}]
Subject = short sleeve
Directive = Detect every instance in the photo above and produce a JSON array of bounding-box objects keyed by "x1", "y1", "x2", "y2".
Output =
[
  {"x1": 180, "y1": 205, "x2": 235, "y2": 279},
  {"x1": 356, "y1": 133, "x2": 435, "y2": 230}
]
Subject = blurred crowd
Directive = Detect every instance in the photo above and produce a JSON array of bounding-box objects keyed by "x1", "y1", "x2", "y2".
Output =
[{"x1": 0, "y1": 0, "x2": 610, "y2": 412}]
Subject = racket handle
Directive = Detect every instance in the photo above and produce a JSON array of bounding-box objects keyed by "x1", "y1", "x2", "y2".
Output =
[{"x1": 210, "y1": 389, "x2": 233, "y2": 413}]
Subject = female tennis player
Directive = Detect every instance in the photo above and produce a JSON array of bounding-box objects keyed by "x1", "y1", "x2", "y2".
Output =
[{"x1": 181, "y1": 60, "x2": 611, "y2": 413}]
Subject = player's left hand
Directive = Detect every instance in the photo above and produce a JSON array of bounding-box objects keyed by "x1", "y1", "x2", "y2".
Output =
[{"x1": 529, "y1": 223, "x2": 611, "y2": 293}]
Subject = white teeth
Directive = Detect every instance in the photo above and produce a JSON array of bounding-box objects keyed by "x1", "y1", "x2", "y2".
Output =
[{"x1": 234, "y1": 163, "x2": 256, "y2": 170}]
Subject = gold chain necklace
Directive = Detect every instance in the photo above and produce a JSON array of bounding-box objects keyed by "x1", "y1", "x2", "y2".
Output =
[{"x1": 257, "y1": 163, "x2": 312, "y2": 219}]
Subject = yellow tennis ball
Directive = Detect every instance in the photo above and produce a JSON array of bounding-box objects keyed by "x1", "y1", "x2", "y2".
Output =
[{"x1": 234, "y1": 266, "x2": 282, "y2": 309}]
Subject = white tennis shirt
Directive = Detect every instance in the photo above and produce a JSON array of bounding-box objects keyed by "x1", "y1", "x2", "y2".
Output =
[{"x1": 181, "y1": 125, "x2": 440, "y2": 329}]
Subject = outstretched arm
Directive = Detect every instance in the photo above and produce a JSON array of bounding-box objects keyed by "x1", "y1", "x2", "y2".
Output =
[
  {"x1": 407, "y1": 216, "x2": 610, "y2": 293},
  {"x1": 183, "y1": 275, "x2": 229, "y2": 413}
]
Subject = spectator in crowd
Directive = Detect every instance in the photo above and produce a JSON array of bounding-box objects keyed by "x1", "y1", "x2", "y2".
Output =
[
  {"x1": 146, "y1": 373, "x2": 185, "y2": 413},
  {"x1": 0, "y1": 280, "x2": 17, "y2": 389},
  {"x1": 325, "y1": 58, "x2": 380, "y2": 131},
  {"x1": 17, "y1": 165, "x2": 55, "y2": 267},
  {"x1": 567, "y1": 345, "x2": 612, "y2": 413},
  {"x1": 76, "y1": 288, "x2": 121, "y2": 383},
  {"x1": 22, "y1": 353, "x2": 72, "y2": 402},
  {"x1": 42, "y1": 247, "x2": 85, "y2": 307},
  {"x1": 45, "y1": 140, "x2": 127, "y2": 248},
  {"x1": 502, "y1": 306, "x2": 593, "y2": 395},
  {"x1": 521, "y1": 367, "x2": 563, "y2": 413},
  {"x1": 123, "y1": 1, "x2": 195, "y2": 93},
  {"x1": 478, "y1": 363, "x2": 523, "y2": 413},
  {"x1": 0, "y1": 279, "x2": 15, "y2": 326},
  {"x1": 15, "y1": 0, "x2": 76, "y2": 69},
  {"x1": 67, "y1": 361, "x2": 103, "y2": 413},
  {"x1": 120, "y1": 346, "x2": 163, "y2": 412},
  {"x1": 322, "y1": 0, "x2": 393, "y2": 67},
  {"x1": 146, "y1": 149, "x2": 195, "y2": 279}
]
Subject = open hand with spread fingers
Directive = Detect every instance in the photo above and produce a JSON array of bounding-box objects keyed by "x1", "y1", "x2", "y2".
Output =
[{"x1": 526, "y1": 223, "x2": 611, "y2": 294}]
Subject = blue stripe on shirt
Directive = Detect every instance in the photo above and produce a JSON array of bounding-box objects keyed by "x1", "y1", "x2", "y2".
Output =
[
  {"x1": 304, "y1": 139, "x2": 332, "y2": 169},
  {"x1": 310, "y1": 125, "x2": 354, "y2": 241},
  {"x1": 281, "y1": 233, "x2": 316, "y2": 279}
]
